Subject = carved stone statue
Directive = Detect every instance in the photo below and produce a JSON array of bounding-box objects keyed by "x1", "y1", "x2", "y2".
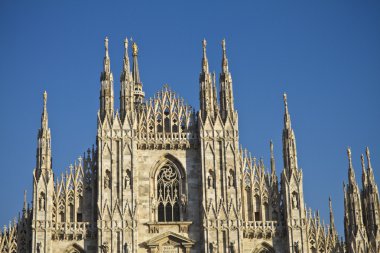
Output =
[
  {"x1": 180, "y1": 194, "x2": 187, "y2": 212},
  {"x1": 36, "y1": 242, "x2": 43, "y2": 253},
  {"x1": 39, "y1": 194, "x2": 45, "y2": 211},
  {"x1": 230, "y1": 241, "x2": 236, "y2": 253},
  {"x1": 124, "y1": 242, "x2": 131, "y2": 253},
  {"x1": 294, "y1": 241, "x2": 300, "y2": 253},
  {"x1": 104, "y1": 172, "x2": 111, "y2": 189},
  {"x1": 210, "y1": 241, "x2": 217, "y2": 253},
  {"x1": 124, "y1": 175, "x2": 130, "y2": 189},
  {"x1": 100, "y1": 242, "x2": 109, "y2": 253},
  {"x1": 228, "y1": 173, "x2": 234, "y2": 187},
  {"x1": 208, "y1": 171, "x2": 214, "y2": 189},
  {"x1": 292, "y1": 194, "x2": 298, "y2": 209}
]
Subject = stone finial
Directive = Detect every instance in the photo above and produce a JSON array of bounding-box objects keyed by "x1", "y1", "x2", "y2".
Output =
[
  {"x1": 366, "y1": 147, "x2": 372, "y2": 169},
  {"x1": 361, "y1": 154, "x2": 365, "y2": 170},
  {"x1": 23, "y1": 190, "x2": 27, "y2": 214},
  {"x1": 201, "y1": 38, "x2": 209, "y2": 73},
  {"x1": 43, "y1": 91, "x2": 47, "y2": 110},
  {"x1": 283, "y1": 93, "x2": 291, "y2": 129},
  {"x1": 329, "y1": 196, "x2": 335, "y2": 227},
  {"x1": 202, "y1": 38, "x2": 207, "y2": 52},
  {"x1": 124, "y1": 37, "x2": 128, "y2": 51},
  {"x1": 41, "y1": 91, "x2": 49, "y2": 130},
  {"x1": 361, "y1": 154, "x2": 367, "y2": 180},
  {"x1": 105, "y1": 36, "x2": 109, "y2": 57},
  {"x1": 283, "y1": 93, "x2": 288, "y2": 107},
  {"x1": 221, "y1": 39, "x2": 229, "y2": 72},
  {"x1": 347, "y1": 147, "x2": 352, "y2": 168},
  {"x1": 270, "y1": 140, "x2": 274, "y2": 158}
]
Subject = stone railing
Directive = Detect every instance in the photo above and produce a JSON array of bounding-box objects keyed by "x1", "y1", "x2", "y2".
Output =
[
  {"x1": 137, "y1": 132, "x2": 197, "y2": 149},
  {"x1": 51, "y1": 222, "x2": 96, "y2": 240},
  {"x1": 242, "y1": 220, "x2": 284, "y2": 239}
]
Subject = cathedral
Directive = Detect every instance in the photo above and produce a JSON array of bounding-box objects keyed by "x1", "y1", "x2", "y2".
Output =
[{"x1": 0, "y1": 37, "x2": 379, "y2": 253}]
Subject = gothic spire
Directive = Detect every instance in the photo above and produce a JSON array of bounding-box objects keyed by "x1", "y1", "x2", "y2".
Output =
[
  {"x1": 99, "y1": 36, "x2": 114, "y2": 121},
  {"x1": 361, "y1": 154, "x2": 368, "y2": 188},
  {"x1": 329, "y1": 196, "x2": 336, "y2": 233},
  {"x1": 37, "y1": 91, "x2": 52, "y2": 173},
  {"x1": 199, "y1": 39, "x2": 217, "y2": 121},
  {"x1": 120, "y1": 37, "x2": 134, "y2": 120},
  {"x1": 221, "y1": 39, "x2": 228, "y2": 73},
  {"x1": 121, "y1": 37, "x2": 131, "y2": 82},
  {"x1": 282, "y1": 93, "x2": 298, "y2": 175},
  {"x1": 347, "y1": 148, "x2": 356, "y2": 185},
  {"x1": 366, "y1": 147, "x2": 375, "y2": 182},
  {"x1": 101, "y1": 37, "x2": 112, "y2": 81},
  {"x1": 22, "y1": 190, "x2": 27, "y2": 216},
  {"x1": 41, "y1": 91, "x2": 48, "y2": 131},
  {"x1": 283, "y1": 93, "x2": 291, "y2": 129},
  {"x1": 270, "y1": 140, "x2": 276, "y2": 177},
  {"x1": 131, "y1": 41, "x2": 145, "y2": 103},
  {"x1": 219, "y1": 39, "x2": 235, "y2": 121},
  {"x1": 202, "y1": 38, "x2": 209, "y2": 74}
]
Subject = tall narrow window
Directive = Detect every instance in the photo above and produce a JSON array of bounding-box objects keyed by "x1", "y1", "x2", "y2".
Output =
[
  {"x1": 245, "y1": 187, "x2": 253, "y2": 221},
  {"x1": 255, "y1": 195, "x2": 261, "y2": 221},
  {"x1": 69, "y1": 204, "x2": 74, "y2": 222},
  {"x1": 157, "y1": 164, "x2": 180, "y2": 222},
  {"x1": 264, "y1": 203, "x2": 269, "y2": 221},
  {"x1": 59, "y1": 211, "x2": 65, "y2": 222}
]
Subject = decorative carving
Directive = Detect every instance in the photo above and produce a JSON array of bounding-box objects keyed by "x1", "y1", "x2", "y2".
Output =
[{"x1": 156, "y1": 164, "x2": 180, "y2": 222}]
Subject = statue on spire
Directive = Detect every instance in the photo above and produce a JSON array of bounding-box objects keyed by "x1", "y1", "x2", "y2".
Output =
[
  {"x1": 105, "y1": 36, "x2": 109, "y2": 58},
  {"x1": 202, "y1": 38, "x2": 207, "y2": 52},
  {"x1": 132, "y1": 42, "x2": 138, "y2": 56},
  {"x1": 43, "y1": 91, "x2": 47, "y2": 110}
]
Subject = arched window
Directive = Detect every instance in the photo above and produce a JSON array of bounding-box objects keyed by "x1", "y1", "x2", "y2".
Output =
[{"x1": 156, "y1": 164, "x2": 180, "y2": 222}]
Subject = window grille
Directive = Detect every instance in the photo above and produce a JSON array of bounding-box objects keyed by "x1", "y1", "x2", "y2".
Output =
[{"x1": 156, "y1": 165, "x2": 180, "y2": 222}]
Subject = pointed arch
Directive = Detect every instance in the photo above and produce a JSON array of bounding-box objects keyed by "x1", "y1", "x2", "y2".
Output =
[
  {"x1": 149, "y1": 153, "x2": 186, "y2": 180},
  {"x1": 64, "y1": 243, "x2": 85, "y2": 253},
  {"x1": 150, "y1": 154, "x2": 187, "y2": 222},
  {"x1": 251, "y1": 242, "x2": 275, "y2": 253}
]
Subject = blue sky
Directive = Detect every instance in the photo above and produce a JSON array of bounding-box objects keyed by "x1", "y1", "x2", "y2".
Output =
[{"x1": 0, "y1": 1, "x2": 379, "y2": 235}]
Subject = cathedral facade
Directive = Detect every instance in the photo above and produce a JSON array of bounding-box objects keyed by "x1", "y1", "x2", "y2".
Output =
[{"x1": 0, "y1": 37, "x2": 379, "y2": 253}]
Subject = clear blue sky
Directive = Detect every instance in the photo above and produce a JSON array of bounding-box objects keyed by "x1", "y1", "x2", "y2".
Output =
[{"x1": 0, "y1": 1, "x2": 379, "y2": 236}]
